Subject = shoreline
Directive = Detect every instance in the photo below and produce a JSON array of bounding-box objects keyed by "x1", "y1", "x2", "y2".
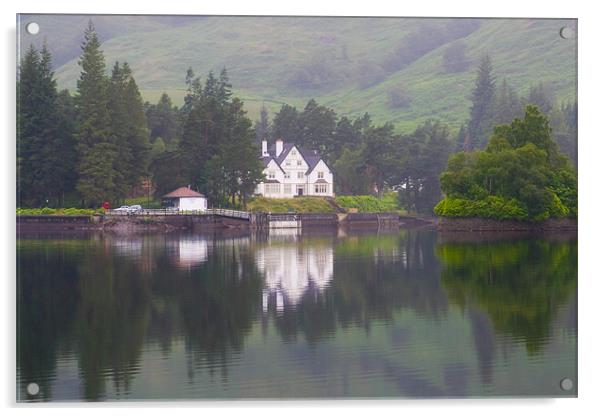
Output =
[
  {"x1": 437, "y1": 217, "x2": 577, "y2": 232},
  {"x1": 16, "y1": 214, "x2": 578, "y2": 235},
  {"x1": 16, "y1": 212, "x2": 405, "y2": 234}
]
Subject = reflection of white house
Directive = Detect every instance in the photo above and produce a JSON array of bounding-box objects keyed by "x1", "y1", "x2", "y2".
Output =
[
  {"x1": 255, "y1": 138, "x2": 334, "y2": 198},
  {"x1": 256, "y1": 236, "x2": 334, "y2": 310},
  {"x1": 171, "y1": 237, "x2": 210, "y2": 269},
  {"x1": 162, "y1": 186, "x2": 208, "y2": 211}
]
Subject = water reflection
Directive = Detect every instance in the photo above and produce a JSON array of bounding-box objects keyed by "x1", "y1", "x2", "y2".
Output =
[
  {"x1": 17, "y1": 230, "x2": 577, "y2": 401},
  {"x1": 257, "y1": 233, "x2": 334, "y2": 311}
]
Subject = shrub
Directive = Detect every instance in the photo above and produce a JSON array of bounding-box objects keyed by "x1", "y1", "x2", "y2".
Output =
[
  {"x1": 434, "y1": 196, "x2": 529, "y2": 220},
  {"x1": 335, "y1": 193, "x2": 402, "y2": 213},
  {"x1": 16, "y1": 207, "x2": 102, "y2": 216}
]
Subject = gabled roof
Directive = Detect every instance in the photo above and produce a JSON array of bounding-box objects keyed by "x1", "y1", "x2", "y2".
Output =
[
  {"x1": 264, "y1": 141, "x2": 326, "y2": 174},
  {"x1": 261, "y1": 156, "x2": 286, "y2": 173},
  {"x1": 162, "y1": 187, "x2": 205, "y2": 198}
]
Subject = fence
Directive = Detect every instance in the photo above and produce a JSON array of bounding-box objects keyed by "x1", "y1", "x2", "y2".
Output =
[{"x1": 105, "y1": 208, "x2": 250, "y2": 219}]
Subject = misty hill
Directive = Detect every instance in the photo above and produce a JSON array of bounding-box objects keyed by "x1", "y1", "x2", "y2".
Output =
[{"x1": 20, "y1": 15, "x2": 576, "y2": 132}]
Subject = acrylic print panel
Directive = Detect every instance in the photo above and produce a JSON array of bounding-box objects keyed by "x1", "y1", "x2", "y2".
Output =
[{"x1": 16, "y1": 14, "x2": 577, "y2": 401}]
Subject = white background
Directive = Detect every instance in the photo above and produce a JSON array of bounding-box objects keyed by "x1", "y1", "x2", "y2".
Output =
[{"x1": 1, "y1": 0, "x2": 600, "y2": 414}]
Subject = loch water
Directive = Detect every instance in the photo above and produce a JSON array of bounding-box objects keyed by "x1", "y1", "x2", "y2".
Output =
[{"x1": 17, "y1": 228, "x2": 577, "y2": 401}]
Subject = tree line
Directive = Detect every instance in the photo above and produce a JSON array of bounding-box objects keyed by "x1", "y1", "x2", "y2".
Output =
[
  {"x1": 17, "y1": 21, "x2": 577, "y2": 215},
  {"x1": 436, "y1": 105, "x2": 577, "y2": 220},
  {"x1": 460, "y1": 55, "x2": 577, "y2": 165},
  {"x1": 18, "y1": 21, "x2": 151, "y2": 207},
  {"x1": 17, "y1": 21, "x2": 263, "y2": 208}
]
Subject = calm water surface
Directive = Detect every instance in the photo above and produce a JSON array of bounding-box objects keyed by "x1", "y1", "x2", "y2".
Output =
[{"x1": 17, "y1": 228, "x2": 577, "y2": 401}]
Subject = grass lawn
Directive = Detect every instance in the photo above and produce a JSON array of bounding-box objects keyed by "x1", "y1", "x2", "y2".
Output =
[{"x1": 247, "y1": 197, "x2": 335, "y2": 213}]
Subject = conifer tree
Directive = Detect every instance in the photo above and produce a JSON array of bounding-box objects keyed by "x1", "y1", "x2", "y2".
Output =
[
  {"x1": 108, "y1": 62, "x2": 150, "y2": 194},
  {"x1": 146, "y1": 93, "x2": 179, "y2": 143},
  {"x1": 75, "y1": 20, "x2": 118, "y2": 205},
  {"x1": 17, "y1": 43, "x2": 77, "y2": 206},
  {"x1": 493, "y1": 79, "x2": 522, "y2": 126},
  {"x1": 467, "y1": 55, "x2": 496, "y2": 149},
  {"x1": 271, "y1": 104, "x2": 301, "y2": 140},
  {"x1": 254, "y1": 104, "x2": 270, "y2": 146}
]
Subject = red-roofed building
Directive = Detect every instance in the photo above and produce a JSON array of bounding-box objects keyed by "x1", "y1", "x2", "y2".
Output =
[{"x1": 162, "y1": 186, "x2": 208, "y2": 211}]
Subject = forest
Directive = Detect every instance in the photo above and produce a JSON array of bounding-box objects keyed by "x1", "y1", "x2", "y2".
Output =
[{"x1": 17, "y1": 21, "x2": 577, "y2": 217}]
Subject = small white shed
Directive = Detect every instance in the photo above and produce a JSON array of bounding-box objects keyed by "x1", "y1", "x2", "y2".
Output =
[{"x1": 162, "y1": 187, "x2": 208, "y2": 211}]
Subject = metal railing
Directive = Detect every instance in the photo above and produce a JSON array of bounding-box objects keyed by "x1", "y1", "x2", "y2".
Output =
[{"x1": 105, "y1": 208, "x2": 250, "y2": 219}]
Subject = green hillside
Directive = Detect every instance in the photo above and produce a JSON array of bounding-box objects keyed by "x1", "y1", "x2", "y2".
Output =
[{"x1": 21, "y1": 15, "x2": 576, "y2": 133}]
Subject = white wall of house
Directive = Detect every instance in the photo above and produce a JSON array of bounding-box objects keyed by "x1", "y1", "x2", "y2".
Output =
[
  {"x1": 307, "y1": 159, "x2": 334, "y2": 197},
  {"x1": 178, "y1": 197, "x2": 207, "y2": 211},
  {"x1": 256, "y1": 146, "x2": 334, "y2": 198}
]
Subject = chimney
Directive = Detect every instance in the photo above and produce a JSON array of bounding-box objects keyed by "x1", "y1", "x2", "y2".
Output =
[
  {"x1": 275, "y1": 138, "x2": 283, "y2": 157},
  {"x1": 262, "y1": 139, "x2": 268, "y2": 157}
]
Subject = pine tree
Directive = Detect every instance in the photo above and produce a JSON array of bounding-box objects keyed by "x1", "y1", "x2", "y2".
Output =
[
  {"x1": 146, "y1": 93, "x2": 179, "y2": 143},
  {"x1": 454, "y1": 124, "x2": 466, "y2": 152},
  {"x1": 254, "y1": 104, "x2": 270, "y2": 146},
  {"x1": 108, "y1": 62, "x2": 150, "y2": 194},
  {"x1": 17, "y1": 43, "x2": 77, "y2": 206},
  {"x1": 17, "y1": 45, "x2": 42, "y2": 205},
  {"x1": 75, "y1": 20, "x2": 118, "y2": 205},
  {"x1": 467, "y1": 55, "x2": 496, "y2": 149},
  {"x1": 271, "y1": 104, "x2": 301, "y2": 140},
  {"x1": 299, "y1": 99, "x2": 337, "y2": 158},
  {"x1": 493, "y1": 79, "x2": 522, "y2": 125}
]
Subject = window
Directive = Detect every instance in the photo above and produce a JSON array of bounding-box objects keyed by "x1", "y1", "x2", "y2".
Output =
[
  {"x1": 285, "y1": 160, "x2": 291, "y2": 166},
  {"x1": 283, "y1": 184, "x2": 292, "y2": 194},
  {"x1": 268, "y1": 171, "x2": 275, "y2": 179},
  {"x1": 317, "y1": 171, "x2": 324, "y2": 179},
  {"x1": 291, "y1": 150, "x2": 297, "y2": 156},
  {"x1": 315, "y1": 184, "x2": 328, "y2": 194},
  {"x1": 297, "y1": 160, "x2": 302, "y2": 166},
  {"x1": 284, "y1": 172, "x2": 290, "y2": 179},
  {"x1": 265, "y1": 183, "x2": 280, "y2": 194},
  {"x1": 297, "y1": 172, "x2": 304, "y2": 179}
]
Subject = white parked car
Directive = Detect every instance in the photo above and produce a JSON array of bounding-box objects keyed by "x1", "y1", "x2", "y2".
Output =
[
  {"x1": 128, "y1": 205, "x2": 143, "y2": 213},
  {"x1": 114, "y1": 205, "x2": 130, "y2": 212}
]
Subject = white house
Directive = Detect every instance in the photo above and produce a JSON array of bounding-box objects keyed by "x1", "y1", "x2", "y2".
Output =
[
  {"x1": 255, "y1": 138, "x2": 334, "y2": 198},
  {"x1": 162, "y1": 186, "x2": 208, "y2": 211}
]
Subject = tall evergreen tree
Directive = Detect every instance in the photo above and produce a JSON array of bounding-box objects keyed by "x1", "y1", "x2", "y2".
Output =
[
  {"x1": 109, "y1": 62, "x2": 150, "y2": 194},
  {"x1": 524, "y1": 83, "x2": 556, "y2": 115},
  {"x1": 299, "y1": 99, "x2": 337, "y2": 159},
  {"x1": 75, "y1": 20, "x2": 118, "y2": 205},
  {"x1": 467, "y1": 55, "x2": 496, "y2": 150},
  {"x1": 454, "y1": 123, "x2": 467, "y2": 152},
  {"x1": 254, "y1": 104, "x2": 270, "y2": 146},
  {"x1": 271, "y1": 104, "x2": 301, "y2": 141},
  {"x1": 146, "y1": 93, "x2": 180, "y2": 143},
  {"x1": 493, "y1": 79, "x2": 522, "y2": 126},
  {"x1": 17, "y1": 43, "x2": 77, "y2": 206}
]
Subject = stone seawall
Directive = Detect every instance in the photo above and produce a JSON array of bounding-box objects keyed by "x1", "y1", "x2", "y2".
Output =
[
  {"x1": 17, "y1": 211, "x2": 411, "y2": 234},
  {"x1": 340, "y1": 213, "x2": 400, "y2": 228},
  {"x1": 438, "y1": 217, "x2": 577, "y2": 232},
  {"x1": 17, "y1": 215, "x2": 103, "y2": 232}
]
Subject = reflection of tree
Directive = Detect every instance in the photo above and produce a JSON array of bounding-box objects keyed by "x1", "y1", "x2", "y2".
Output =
[
  {"x1": 17, "y1": 240, "x2": 82, "y2": 401},
  {"x1": 76, "y1": 246, "x2": 151, "y2": 400},
  {"x1": 436, "y1": 237, "x2": 577, "y2": 355},
  {"x1": 155, "y1": 237, "x2": 264, "y2": 382}
]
